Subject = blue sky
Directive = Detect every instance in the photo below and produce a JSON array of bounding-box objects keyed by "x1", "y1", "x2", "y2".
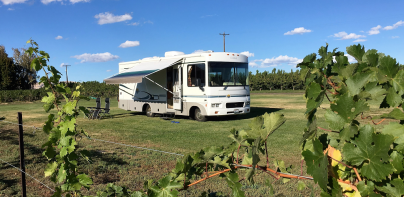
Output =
[{"x1": 1, "y1": 0, "x2": 403, "y2": 82}]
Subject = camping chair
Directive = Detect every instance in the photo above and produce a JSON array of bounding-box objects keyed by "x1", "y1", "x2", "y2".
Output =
[
  {"x1": 98, "y1": 98, "x2": 111, "y2": 119},
  {"x1": 86, "y1": 98, "x2": 101, "y2": 119}
]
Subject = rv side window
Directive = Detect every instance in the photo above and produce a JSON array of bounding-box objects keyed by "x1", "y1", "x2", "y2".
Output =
[{"x1": 187, "y1": 64, "x2": 205, "y2": 87}]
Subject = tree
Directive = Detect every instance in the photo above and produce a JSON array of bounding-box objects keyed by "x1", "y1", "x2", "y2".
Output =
[
  {"x1": 0, "y1": 45, "x2": 17, "y2": 90},
  {"x1": 12, "y1": 48, "x2": 37, "y2": 89}
]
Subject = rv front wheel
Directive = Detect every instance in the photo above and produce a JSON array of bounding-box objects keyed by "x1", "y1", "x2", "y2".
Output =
[
  {"x1": 194, "y1": 108, "x2": 207, "y2": 122},
  {"x1": 145, "y1": 105, "x2": 155, "y2": 117}
]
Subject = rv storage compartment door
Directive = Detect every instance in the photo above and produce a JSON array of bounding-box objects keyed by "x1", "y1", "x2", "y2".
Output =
[{"x1": 173, "y1": 68, "x2": 182, "y2": 110}]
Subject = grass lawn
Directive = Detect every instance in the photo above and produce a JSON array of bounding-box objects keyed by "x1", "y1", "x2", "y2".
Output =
[{"x1": 1, "y1": 91, "x2": 392, "y2": 196}]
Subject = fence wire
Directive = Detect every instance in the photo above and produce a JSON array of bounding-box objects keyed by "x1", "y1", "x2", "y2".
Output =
[{"x1": 0, "y1": 158, "x2": 56, "y2": 193}]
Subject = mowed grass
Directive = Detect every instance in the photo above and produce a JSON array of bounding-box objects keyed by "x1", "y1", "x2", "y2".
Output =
[{"x1": 4, "y1": 91, "x2": 394, "y2": 197}]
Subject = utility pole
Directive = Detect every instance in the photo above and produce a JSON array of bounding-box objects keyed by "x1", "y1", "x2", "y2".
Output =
[
  {"x1": 219, "y1": 31, "x2": 229, "y2": 52},
  {"x1": 62, "y1": 65, "x2": 71, "y2": 85}
]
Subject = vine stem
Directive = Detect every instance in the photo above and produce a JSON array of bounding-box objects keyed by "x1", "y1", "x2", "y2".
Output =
[
  {"x1": 41, "y1": 68, "x2": 60, "y2": 111},
  {"x1": 265, "y1": 141, "x2": 269, "y2": 168},
  {"x1": 236, "y1": 144, "x2": 241, "y2": 164},
  {"x1": 360, "y1": 113, "x2": 387, "y2": 125},
  {"x1": 317, "y1": 126, "x2": 340, "y2": 133},
  {"x1": 328, "y1": 156, "x2": 362, "y2": 182},
  {"x1": 325, "y1": 92, "x2": 331, "y2": 102}
]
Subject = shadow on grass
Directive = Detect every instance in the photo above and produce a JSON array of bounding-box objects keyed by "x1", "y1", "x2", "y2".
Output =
[{"x1": 0, "y1": 174, "x2": 18, "y2": 196}]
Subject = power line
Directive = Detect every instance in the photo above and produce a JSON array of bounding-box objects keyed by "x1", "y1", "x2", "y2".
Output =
[{"x1": 0, "y1": 158, "x2": 56, "y2": 193}]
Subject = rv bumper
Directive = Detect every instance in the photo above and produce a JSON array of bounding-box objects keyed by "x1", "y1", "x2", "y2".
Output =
[{"x1": 206, "y1": 107, "x2": 250, "y2": 116}]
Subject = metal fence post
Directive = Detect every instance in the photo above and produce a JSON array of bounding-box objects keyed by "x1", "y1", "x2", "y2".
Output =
[{"x1": 18, "y1": 112, "x2": 27, "y2": 197}]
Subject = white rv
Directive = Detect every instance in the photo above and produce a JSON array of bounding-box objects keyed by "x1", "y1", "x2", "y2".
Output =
[{"x1": 104, "y1": 51, "x2": 250, "y2": 121}]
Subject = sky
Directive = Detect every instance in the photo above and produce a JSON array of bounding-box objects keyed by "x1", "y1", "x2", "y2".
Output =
[{"x1": 0, "y1": 0, "x2": 403, "y2": 82}]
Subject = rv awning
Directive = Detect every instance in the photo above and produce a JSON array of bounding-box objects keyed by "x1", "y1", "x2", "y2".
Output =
[{"x1": 104, "y1": 58, "x2": 182, "y2": 84}]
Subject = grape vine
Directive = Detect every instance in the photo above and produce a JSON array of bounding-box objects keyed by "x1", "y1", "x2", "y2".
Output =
[{"x1": 299, "y1": 44, "x2": 404, "y2": 197}]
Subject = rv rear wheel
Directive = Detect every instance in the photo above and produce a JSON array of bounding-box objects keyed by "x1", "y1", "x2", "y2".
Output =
[
  {"x1": 194, "y1": 108, "x2": 207, "y2": 122},
  {"x1": 145, "y1": 105, "x2": 155, "y2": 117}
]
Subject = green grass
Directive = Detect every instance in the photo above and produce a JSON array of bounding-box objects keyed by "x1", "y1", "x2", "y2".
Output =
[
  {"x1": 1, "y1": 92, "x2": 324, "y2": 196},
  {"x1": 250, "y1": 89, "x2": 305, "y2": 94}
]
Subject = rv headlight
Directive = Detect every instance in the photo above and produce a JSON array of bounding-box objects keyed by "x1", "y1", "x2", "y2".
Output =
[
  {"x1": 211, "y1": 104, "x2": 216, "y2": 107},
  {"x1": 246, "y1": 102, "x2": 250, "y2": 106},
  {"x1": 216, "y1": 103, "x2": 220, "y2": 107}
]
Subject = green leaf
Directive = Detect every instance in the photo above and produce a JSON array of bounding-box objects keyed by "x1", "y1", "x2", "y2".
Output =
[
  {"x1": 59, "y1": 118, "x2": 76, "y2": 136},
  {"x1": 325, "y1": 109, "x2": 346, "y2": 131},
  {"x1": 346, "y1": 44, "x2": 365, "y2": 63},
  {"x1": 380, "y1": 108, "x2": 404, "y2": 120},
  {"x1": 381, "y1": 122, "x2": 404, "y2": 153},
  {"x1": 364, "y1": 82, "x2": 387, "y2": 100},
  {"x1": 208, "y1": 155, "x2": 230, "y2": 169},
  {"x1": 248, "y1": 116, "x2": 263, "y2": 131},
  {"x1": 328, "y1": 93, "x2": 369, "y2": 124},
  {"x1": 262, "y1": 112, "x2": 286, "y2": 139},
  {"x1": 245, "y1": 137, "x2": 261, "y2": 184},
  {"x1": 346, "y1": 72, "x2": 371, "y2": 96},
  {"x1": 43, "y1": 145, "x2": 57, "y2": 159},
  {"x1": 339, "y1": 124, "x2": 358, "y2": 141},
  {"x1": 60, "y1": 147, "x2": 68, "y2": 158},
  {"x1": 77, "y1": 174, "x2": 93, "y2": 188},
  {"x1": 379, "y1": 55, "x2": 399, "y2": 78},
  {"x1": 385, "y1": 87, "x2": 402, "y2": 108},
  {"x1": 43, "y1": 114, "x2": 55, "y2": 134},
  {"x1": 391, "y1": 69, "x2": 404, "y2": 93},
  {"x1": 44, "y1": 161, "x2": 58, "y2": 177},
  {"x1": 57, "y1": 164, "x2": 67, "y2": 183},
  {"x1": 390, "y1": 151, "x2": 404, "y2": 173},
  {"x1": 298, "y1": 181, "x2": 306, "y2": 191},
  {"x1": 342, "y1": 125, "x2": 395, "y2": 181},
  {"x1": 305, "y1": 83, "x2": 325, "y2": 114},
  {"x1": 376, "y1": 178, "x2": 404, "y2": 197},
  {"x1": 357, "y1": 181, "x2": 375, "y2": 196},
  {"x1": 225, "y1": 172, "x2": 245, "y2": 197},
  {"x1": 302, "y1": 139, "x2": 328, "y2": 191},
  {"x1": 265, "y1": 179, "x2": 275, "y2": 196},
  {"x1": 63, "y1": 101, "x2": 77, "y2": 115}
]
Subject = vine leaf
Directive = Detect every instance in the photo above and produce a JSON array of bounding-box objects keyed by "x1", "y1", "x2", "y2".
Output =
[
  {"x1": 325, "y1": 110, "x2": 345, "y2": 131},
  {"x1": 149, "y1": 176, "x2": 182, "y2": 197},
  {"x1": 44, "y1": 161, "x2": 58, "y2": 177},
  {"x1": 390, "y1": 151, "x2": 404, "y2": 173},
  {"x1": 345, "y1": 72, "x2": 371, "y2": 96},
  {"x1": 380, "y1": 108, "x2": 404, "y2": 120},
  {"x1": 381, "y1": 122, "x2": 404, "y2": 153},
  {"x1": 376, "y1": 178, "x2": 404, "y2": 197},
  {"x1": 357, "y1": 181, "x2": 375, "y2": 197},
  {"x1": 342, "y1": 125, "x2": 395, "y2": 181},
  {"x1": 363, "y1": 82, "x2": 387, "y2": 101},
  {"x1": 346, "y1": 44, "x2": 365, "y2": 63},
  {"x1": 225, "y1": 172, "x2": 245, "y2": 197},
  {"x1": 379, "y1": 56, "x2": 399, "y2": 78},
  {"x1": 385, "y1": 87, "x2": 402, "y2": 108},
  {"x1": 262, "y1": 112, "x2": 286, "y2": 139},
  {"x1": 305, "y1": 83, "x2": 325, "y2": 114},
  {"x1": 298, "y1": 181, "x2": 306, "y2": 191},
  {"x1": 302, "y1": 139, "x2": 328, "y2": 191},
  {"x1": 77, "y1": 174, "x2": 92, "y2": 189},
  {"x1": 391, "y1": 69, "x2": 404, "y2": 93}
]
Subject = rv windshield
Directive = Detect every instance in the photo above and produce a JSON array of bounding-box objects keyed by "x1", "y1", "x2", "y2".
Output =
[{"x1": 208, "y1": 62, "x2": 248, "y2": 86}]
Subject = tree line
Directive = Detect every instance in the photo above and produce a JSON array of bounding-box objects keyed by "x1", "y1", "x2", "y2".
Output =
[
  {"x1": 248, "y1": 68, "x2": 305, "y2": 91},
  {"x1": 0, "y1": 46, "x2": 37, "y2": 90}
]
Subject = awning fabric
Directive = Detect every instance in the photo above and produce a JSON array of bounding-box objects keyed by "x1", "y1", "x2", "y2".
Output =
[{"x1": 104, "y1": 58, "x2": 182, "y2": 84}]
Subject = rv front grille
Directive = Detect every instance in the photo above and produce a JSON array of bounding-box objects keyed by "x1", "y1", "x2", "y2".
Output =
[{"x1": 226, "y1": 102, "x2": 244, "y2": 108}]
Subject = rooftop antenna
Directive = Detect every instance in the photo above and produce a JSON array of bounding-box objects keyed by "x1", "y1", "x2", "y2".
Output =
[
  {"x1": 219, "y1": 31, "x2": 229, "y2": 52},
  {"x1": 61, "y1": 64, "x2": 71, "y2": 84}
]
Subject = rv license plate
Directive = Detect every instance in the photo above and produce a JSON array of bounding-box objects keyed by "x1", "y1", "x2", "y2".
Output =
[{"x1": 234, "y1": 109, "x2": 240, "y2": 114}]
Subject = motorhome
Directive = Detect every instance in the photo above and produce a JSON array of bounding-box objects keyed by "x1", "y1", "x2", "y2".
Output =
[{"x1": 103, "y1": 51, "x2": 250, "y2": 121}]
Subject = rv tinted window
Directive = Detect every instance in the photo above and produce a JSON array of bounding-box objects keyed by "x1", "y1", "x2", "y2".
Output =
[
  {"x1": 187, "y1": 64, "x2": 205, "y2": 87},
  {"x1": 208, "y1": 62, "x2": 248, "y2": 86}
]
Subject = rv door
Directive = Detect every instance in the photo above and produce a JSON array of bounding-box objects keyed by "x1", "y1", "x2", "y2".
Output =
[{"x1": 173, "y1": 67, "x2": 182, "y2": 110}]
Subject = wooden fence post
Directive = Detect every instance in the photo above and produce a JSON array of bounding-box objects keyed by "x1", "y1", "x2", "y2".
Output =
[{"x1": 18, "y1": 112, "x2": 27, "y2": 197}]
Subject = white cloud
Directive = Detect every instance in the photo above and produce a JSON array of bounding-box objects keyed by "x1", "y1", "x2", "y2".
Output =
[
  {"x1": 383, "y1": 20, "x2": 404, "y2": 30},
  {"x1": 249, "y1": 62, "x2": 258, "y2": 67},
  {"x1": 353, "y1": 39, "x2": 366, "y2": 42},
  {"x1": 8, "y1": 8, "x2": 14, "y2": 10},
  {"x1": 1, "y1": 0, "x2": 26, "y2": 4},
  {"x1": 41, "y1": 0, "x2": 62, "y2": 4},
  {"x1": 71, "y1": 52, "x2": 119, "y2": 63},
  {"x1": 144, "y1": 20, "x2": 153, "y2": 24},
  {"x1": 119, "y1": 40, "x2": 140, "y2": 48},
  {"x1": 55, "y1": 35, "x2": 63, "y2": 40},
  {"x1": 332, "y1": 31, "x2": 366, "y2": 40},
  {"x1": 94, "y1": 12, "x2": 132, "y2": 25},
  {"x1": 129, "y1": 22, "x2": 140, "y2": 26},
  {"x1": 250, "y1": 55, "x2": 302, "y2": 68},
  {"x1": 60, "y1": 63, "x2": 69, "y2": 68},
  {"x1": 345, "y1": 54, "x2": 356, "y2": 63},
  {"x1": 192, "y1": 50, "x2": 204, "y2": 54},
  {"x1": 392, "y1": 36, "x2": 399, "y2": 39},
  {"x1": 106, "y1": 70, "x2": 112, "y2": 72},
  {"x1": 69, "y1": 0, "x2": 89, "y2": 3},
  {"x1": 368, "y1": 25, "x2": 382, "y2": 35},
  {"x1": 240, "y1": 51, "x2": 254, "y2": 57},
  {"x1": 284, "y1": 27, "x2": 312, "y2": 35}
]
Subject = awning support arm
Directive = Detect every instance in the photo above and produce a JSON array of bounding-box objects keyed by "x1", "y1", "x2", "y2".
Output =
[{"x1": 144, "y1": 76, "x2": 183, "y2": 100}]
